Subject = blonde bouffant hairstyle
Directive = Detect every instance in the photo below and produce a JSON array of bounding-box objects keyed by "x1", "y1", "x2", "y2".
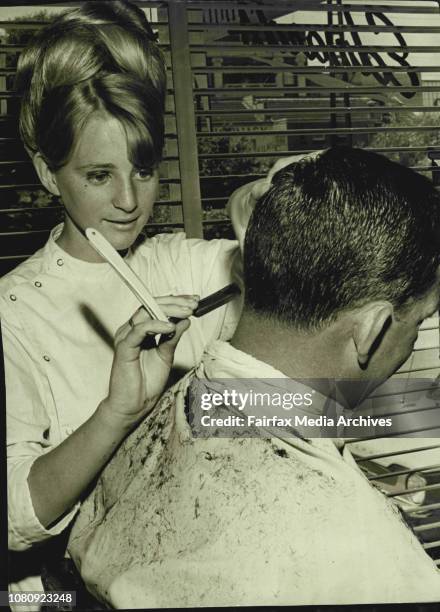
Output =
[{"x1": 15, "y1": 0, "x2": 166, "y2": 170}]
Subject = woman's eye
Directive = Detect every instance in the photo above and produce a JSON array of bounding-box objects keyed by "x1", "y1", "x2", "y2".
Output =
[
  {"x1": 135, "y1": 168, "x2": 154, "y2": 181},
  {"x1": 87, "y1": 172, "x2": 110, "y2": 185}
]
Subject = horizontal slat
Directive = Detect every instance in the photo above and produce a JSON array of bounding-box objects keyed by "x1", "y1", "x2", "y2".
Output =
[
  {"x1": 0, "y1": 85, "x2": 433, "y2": 99},
  {"x1": 4, "y1": 108, "x2": 439, "y2": 124},
  {"x1": 346, "y1": 423, "x2": 440, "y2": 442},
  {"x1": 197, "y1": 168, "x2": 438, "y2": 180},
  {"x1": 199, "y1": 173, "x2": 263, "y2": 181},
  {"x1": 188, "y1": 0, "x2": 440, "y2": 4},
  {"x1": 198, "y1": 218, "x2": 230, "y2": 226},
  {"x1": 354, "y1": 444, "x2": 440, "y2": 460},
  {"x1": 413, "y1": 345, "x2": 440, "y2": 352},
  {"x1": 369, "y1": 382, "x2": 439, "y2": 402},
  {"x1": 423, "y1": 539, "x2": 440, "y2": 550},
  {"x1": 197, "y1": 126, "x2": 440, "y2": 138},
  {"x1": 197, "y1": 124, "x2": 437, "y2": 136},
  {"x1": 368, "y1": 464, "x2": 440, "y2": 481},
  {"x1": 186, "y1": 2, "x2": 440, "y2": 14},
  {"x1": 189, "y1": 44, "x2": 440, "y2": 53},
  {"x1": 373, "y1": 404, "x2": 440, "y2": 421},
  {"x1": 195, "y1": 106, "x2": 440, "y2": 116},
  {"x1": 197, "y1": 146, "x2": 440, "y2": 160},
  {"x1": 0, "y1": 254, "x2": 28, "y2": 262},
  {"x1": 0, "y1": 206, "x2": 61, "y2": 214},
  {"x1": 192, "y1": 85, "x2": 440, "y2": 95},
  {"x1": 0, "y1": 229, "x2": 49, "y2": 237},
  {"x1": 2, "y1": 148, "x2": 436, "y2": 164},
  {"x1": 191, "y1": 65, "x2": 440, "y2": 74},
  {"x1": 370, "y1": 384, "x2": 439, "y2": 401},
  {"x1": 414, "y1": 521, "x2": 440, "y2": 533},
  {"x1": 392, "y1": 365, "x2": 440, "y2": 375},
  {"x1": 297, "y1": 3, "x2": 440, "y2": 14},
  {"x1": 408, "y1": 502, "x2": 440, "y2": 515},
  {"x1": 187, "y1": 23, "x2": 440, "y2": 34},
  {"x1": 388, "y1": 483, "x2": 440, "y2": 498}
]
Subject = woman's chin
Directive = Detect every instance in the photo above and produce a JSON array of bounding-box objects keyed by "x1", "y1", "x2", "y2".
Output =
[{"x1": 102, "y1": 221, "x2": 142, "y2": 250}]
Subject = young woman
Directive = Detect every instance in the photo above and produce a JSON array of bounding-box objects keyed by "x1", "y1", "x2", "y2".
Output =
[{"x1": 2, "y1": 0, "x2": 262, "y2": 599}]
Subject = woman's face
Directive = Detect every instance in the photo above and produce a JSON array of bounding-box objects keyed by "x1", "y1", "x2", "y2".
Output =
[{"x1": 45, "y1": 112, "x2": 159, "y2": 262}]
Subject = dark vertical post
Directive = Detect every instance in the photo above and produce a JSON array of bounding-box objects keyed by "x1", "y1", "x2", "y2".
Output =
[
  {"x1": 168, "y1": 1, "x2": 204, "y2": 238},
  {"x1": 327, "y1": 0, "x2": 337, "y2": 148},
  {"x1": 336, "y1": 0, "x2": 352, "y2": 146}
]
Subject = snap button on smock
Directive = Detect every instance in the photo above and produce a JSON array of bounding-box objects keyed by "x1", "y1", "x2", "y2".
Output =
[
  {"x1": 57, "y1": 258, "x2": 64, "y2": 267},
  {"x1": 43, "y1": 355, "x2": 51, "y2": 362},
  {"x1": 9, "y1": 294, "x2": 17, "y2": 301},
  {"x1": 34, "y1": 281, "x2": 42, "y2": 287}
]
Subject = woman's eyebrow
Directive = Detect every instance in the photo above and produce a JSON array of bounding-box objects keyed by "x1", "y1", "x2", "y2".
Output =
[{"x1": 77, "y1": 163, "x2": 116, "y2": 170}]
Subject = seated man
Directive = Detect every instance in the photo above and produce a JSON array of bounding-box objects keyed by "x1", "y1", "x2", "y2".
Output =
[{"x1": 68, "y1": 147, "x2": 440, "y2": 607}]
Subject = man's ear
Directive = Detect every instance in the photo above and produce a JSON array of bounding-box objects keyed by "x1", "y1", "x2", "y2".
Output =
[
  {"x1": 352, "y1": 302, "x2": 394, "y2": 369},
  {"x1": 32, "y1": 153, "x2": 60, "y2": 196}
]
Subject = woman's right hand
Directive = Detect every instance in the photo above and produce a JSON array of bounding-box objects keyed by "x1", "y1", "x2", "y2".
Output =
[
  {"x1": 28, "y1": 295, "x2": 198, "y2": 529},
  {"x1": 100, "y1": 294, "x2": 198, "y2": 430}
]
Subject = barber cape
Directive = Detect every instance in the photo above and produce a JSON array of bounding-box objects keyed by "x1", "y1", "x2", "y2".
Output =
[{"x1": 68, "y1": 341, "x2": 440, "y2": 607}]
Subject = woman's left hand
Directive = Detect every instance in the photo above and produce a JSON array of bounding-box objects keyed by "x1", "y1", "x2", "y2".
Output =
[{"x1": 227, "y1": 151, "x2": 323, "y2": 251}]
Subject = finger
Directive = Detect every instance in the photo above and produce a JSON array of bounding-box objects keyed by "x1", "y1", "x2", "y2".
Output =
[
  {"x1": 156, "y1": 294, "x2": 199, "y2": 304},
  {"x1": 249, "y1": 178, "x2": 271, "y2": 201},
  {"x1": 155, "y1": 295, "x2": 199, "y2": 318},
  {"x1": 129, "y1": 306, "x2": 152, "y2": 326},
  {"x1": 117, "y1": 319, "x2": 175, "y2": 355},
  {"x1": 127, "y1": 299, "x2": 198, "y2": 330},
  {"x1": 157, "y1": 318, "x2": 191, "y2": 365},
  {"x1": 161, "y1": 304, "x2": 195, "y2": 319}
]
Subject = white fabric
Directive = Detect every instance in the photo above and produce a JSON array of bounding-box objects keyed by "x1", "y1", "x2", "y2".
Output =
[
  {"x1": 1, "y1": 226, "x2": 241, "y2": 592},
  {"x1": 68, "y1": 340, "x2": 440, "y2": 607}
]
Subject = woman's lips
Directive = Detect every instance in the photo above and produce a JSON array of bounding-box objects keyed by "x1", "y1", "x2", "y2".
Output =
[{"x1": 105, "y1": 217, "x2": 139, "y2": 229}]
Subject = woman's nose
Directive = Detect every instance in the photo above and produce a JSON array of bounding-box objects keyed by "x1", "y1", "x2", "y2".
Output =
[{"x1": 112, "y1": 178, "x2": 137, "y2": 212}]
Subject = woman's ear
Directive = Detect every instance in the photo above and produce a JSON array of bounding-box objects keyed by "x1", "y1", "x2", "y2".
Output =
[
  {"x1": 32, "y1": 153, "x2": 60, "y2": 196},
  {"x1": 352, "y1": 302, "x2": 394, "y2": 369}
]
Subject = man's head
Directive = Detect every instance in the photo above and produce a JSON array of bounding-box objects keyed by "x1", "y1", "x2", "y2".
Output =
[{"x1": 242, "y1": 147, "x2": 440, "y2": 382}]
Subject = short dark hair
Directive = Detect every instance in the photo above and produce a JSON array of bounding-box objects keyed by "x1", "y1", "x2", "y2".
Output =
[
  {"x1": 15, "y1": 0, "x2": 166, "y2": 170},
  {"x1": 244, "y1": 147, "x2": 440, "y2": 330}
]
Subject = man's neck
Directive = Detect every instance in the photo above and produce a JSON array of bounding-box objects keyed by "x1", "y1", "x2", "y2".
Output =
[
  {"x1": 230, "y1": 309, "x2": 366, "y2": 408},
  {"x1": 231, "y1": 310, "x2": 331, "y2": 377}
]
